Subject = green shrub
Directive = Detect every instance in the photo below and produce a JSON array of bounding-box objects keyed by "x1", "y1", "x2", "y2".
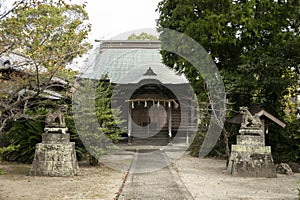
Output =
[
  {"x1": 266, "y1": 120, "x2": 300, "y2": 163},
  {"x1": 1, "y1": 120, "x2": 43, "y2": 163}
]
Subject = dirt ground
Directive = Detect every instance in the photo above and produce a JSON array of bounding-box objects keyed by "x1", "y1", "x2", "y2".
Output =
[
  {"x1": 173, "y1": 153, "x2": 300, "y2": 200},
  {"x1": 0, "y1": 163, "x2": 125, "y2": 200},
  {"x1": 0, "y1": 154, "x2": 299, "y2": 200}
]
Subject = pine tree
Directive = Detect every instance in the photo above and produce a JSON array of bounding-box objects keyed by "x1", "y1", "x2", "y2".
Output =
[{"x1": 73, "y1": 78, "x2": 124, "y2": 165}]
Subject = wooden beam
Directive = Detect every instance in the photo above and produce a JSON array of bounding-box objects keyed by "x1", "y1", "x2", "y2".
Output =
[{"x1": 256, "y1": 110, "x2": 286, "y2": 128}]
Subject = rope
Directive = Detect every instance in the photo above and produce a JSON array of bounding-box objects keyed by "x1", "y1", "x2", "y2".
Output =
[{"x1": 126, "y1": 98, "x2": 179, "y2": 109}]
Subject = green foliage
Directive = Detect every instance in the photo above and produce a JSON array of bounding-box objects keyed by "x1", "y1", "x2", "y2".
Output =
[
  {"x1": 1, "y1": 120, "x2": 43, "y2": 163},
  {"x1": 290, "y1": 121, "x2": 300, "y2": 162},
  {"x1": 65, "y1": 114, "x2": 86, "y2": 161},
  {"x1": 157, "y1": 0, "x2": 300, "y2": 160},
  {"x1": 189, "y1": 102, "x2": 210, "y2": 157},
  {"x1": 0, "y1": 0, "x2": 91, "y2": 132},
  {"x1": 128, "y1": 32, "x2": 158, "y2": 40},
  {"x1": 0, "y1": 103, "x2": 91, "y2": 164},
  {"x1": 189, "y1": 130, "x2": 205, "y2": 157},
  {"x1": 95, "y1": 80, "x2": 124, "y2": 142},
  {"x1": 157, "y1": 0, "x2": 300, "y2": 114},
  {"x1": 0, "y1": 0, "x2": 93, "y2": 163},
  {"x1": 0, "y1": 103, "x2": 97, "y2": 164},
  {"x1": 1, "y1": 0, "x2": 91, "y2": 65},
  {"x1": 0, "y1": 144, "x2": 20, "y2": 155},
  {"x1": 73, "y1": 79, "x2": 124, "y2": 165}
]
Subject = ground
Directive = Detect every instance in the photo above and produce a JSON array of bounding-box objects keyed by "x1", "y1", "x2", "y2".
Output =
[
  {"x1": 0, "y1": 153, "x2": 299, "y2": 200},
  {"x1": 0, "y1": 163, "x2": 125, "y2": 200},
  {"x1": 175, "y1": 153, "x2": 300, "y2": 200}
]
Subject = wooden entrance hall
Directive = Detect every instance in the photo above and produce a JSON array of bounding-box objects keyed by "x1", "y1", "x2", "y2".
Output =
[
  {"x1": 121, "y1": 77, "x2": 198, "y2": 145},
  {"x1": 127, "y1": 83, "x2": 181, "y2": 141}
]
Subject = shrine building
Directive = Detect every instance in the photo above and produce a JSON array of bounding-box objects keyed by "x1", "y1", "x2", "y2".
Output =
[{"x1": 81, "y1": 40, "x2": 198, "y2": 145}]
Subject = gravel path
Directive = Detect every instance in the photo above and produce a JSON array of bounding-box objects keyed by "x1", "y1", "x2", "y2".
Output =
[{"x1": 119, "y1": 149, "x2": 193, "y2": 200}]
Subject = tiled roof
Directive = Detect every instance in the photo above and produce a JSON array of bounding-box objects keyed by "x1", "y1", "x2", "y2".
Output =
[
  {"x1": 80, "y1": 41, "x2": 188, "y2": 84},
  {"x1": 0, "y1": 52, "x2": 47, "y2": 72}
]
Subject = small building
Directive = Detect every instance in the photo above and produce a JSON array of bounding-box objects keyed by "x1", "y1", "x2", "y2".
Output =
[
  {"x1": 81, "y1": 40, "x2": 198, "y2": 145},
  {"x1": 0, "y1": 52, "x2": 68, "y2": 100}
]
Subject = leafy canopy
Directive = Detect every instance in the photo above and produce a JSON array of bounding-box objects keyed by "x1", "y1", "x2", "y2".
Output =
[
  {"x1": 0, "y1": 0, "x2": 91, "y2": 132},
  {"x1": 157, "y1": 0, "x2": 300, "y2": 161},
  {"x1": 157, "y1": 0, "x2": 300, "y2": 115},
  {"x1": 1, "y1": 0, "x2": 91, "y2": 66}
]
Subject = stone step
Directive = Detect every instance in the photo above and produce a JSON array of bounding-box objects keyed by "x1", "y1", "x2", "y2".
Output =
[{"x1": 131, "y1": 131, "x2": 169, "y2": 138}]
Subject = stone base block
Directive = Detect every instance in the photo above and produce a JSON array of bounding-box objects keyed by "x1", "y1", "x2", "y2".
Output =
[
  {"x1": 42, "y1": 133, "x2": 70, "y2": 144},
  {"x1": 228, "y1": 146, "x2": 277, "y2": 178},
  {"x1": 236, "y1": 135, "x2": 265, "y2": 146},
  {"x1": 29, "y1": 142, "x2": 78, "y2": 176}
]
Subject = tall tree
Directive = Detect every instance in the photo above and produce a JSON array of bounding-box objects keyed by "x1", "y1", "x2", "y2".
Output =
[
  {"x1": 157, "y1": 0, "x2": 300, "y2": 116},
  {"x1": 157, "y1": 0, "x2": 300, "y2": 160},
  {"x1": 0, "y1": 0, "x2": 91, "y2": 132}
]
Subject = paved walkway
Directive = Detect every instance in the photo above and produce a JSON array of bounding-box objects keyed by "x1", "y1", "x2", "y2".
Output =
[{"x1": 119, "y1": 149, "x2": 194, "y2": 200}]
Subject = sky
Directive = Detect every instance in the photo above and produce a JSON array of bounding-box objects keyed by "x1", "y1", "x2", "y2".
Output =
[
  {"x1": 68, "y1": 0, "x2": 162, "y2": 69},
  {"x1": 4, "y1": 0, "x2": 161, "y2": 69},
  {"x1": 82, "y1": 0, "x2": 161, "y2": 43},
  {"x1": 4, "y1": 0, "x2": 161, "y2": 40}
]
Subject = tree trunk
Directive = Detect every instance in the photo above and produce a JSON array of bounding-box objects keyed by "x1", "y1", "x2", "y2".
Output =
[{"x1": 223, "y1": 129, "x2": 230, "y2": 167}]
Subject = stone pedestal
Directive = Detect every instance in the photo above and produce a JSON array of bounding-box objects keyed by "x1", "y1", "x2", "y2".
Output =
[
  {"x1": 227, "y1": 129, "x2": 277, "y2": 178},
  {"x1": 29, "y1": 131, "x2": 78, "y2": 176}
]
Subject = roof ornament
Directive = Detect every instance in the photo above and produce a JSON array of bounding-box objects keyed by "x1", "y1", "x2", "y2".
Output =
[{"x1": 143, "y1": 67, "x2": 157, "y2": 76}]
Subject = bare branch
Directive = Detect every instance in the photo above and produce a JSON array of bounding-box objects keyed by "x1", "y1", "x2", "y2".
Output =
[{"x1": 0, "y1": 0, "x2": 25, "y2": 20}]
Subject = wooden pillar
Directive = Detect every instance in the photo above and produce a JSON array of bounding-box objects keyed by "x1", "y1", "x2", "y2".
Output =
[
  {"x1": 261, "y1": 119, "x2": 265, "y2": 145},
  {"x1": 128, "y1": 108, "x2": 132, "y2": 144},
  {"x1": 168, "y1": 102, "x2": 172, "y2": 138},
  {"x1": 186, "y1": 131, "x2": 189, "y2": 145}
]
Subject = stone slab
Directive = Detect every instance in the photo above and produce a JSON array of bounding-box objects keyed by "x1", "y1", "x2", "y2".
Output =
[
  {"x1": 239, "y1": 129, "x2": 263, "y2": 135},
  {"x1": 44, "y1": 127, "x2": 68, "y2": 134},
  {"x1": 231, "y1": 144, "x2": 271, "y2": 154}
]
